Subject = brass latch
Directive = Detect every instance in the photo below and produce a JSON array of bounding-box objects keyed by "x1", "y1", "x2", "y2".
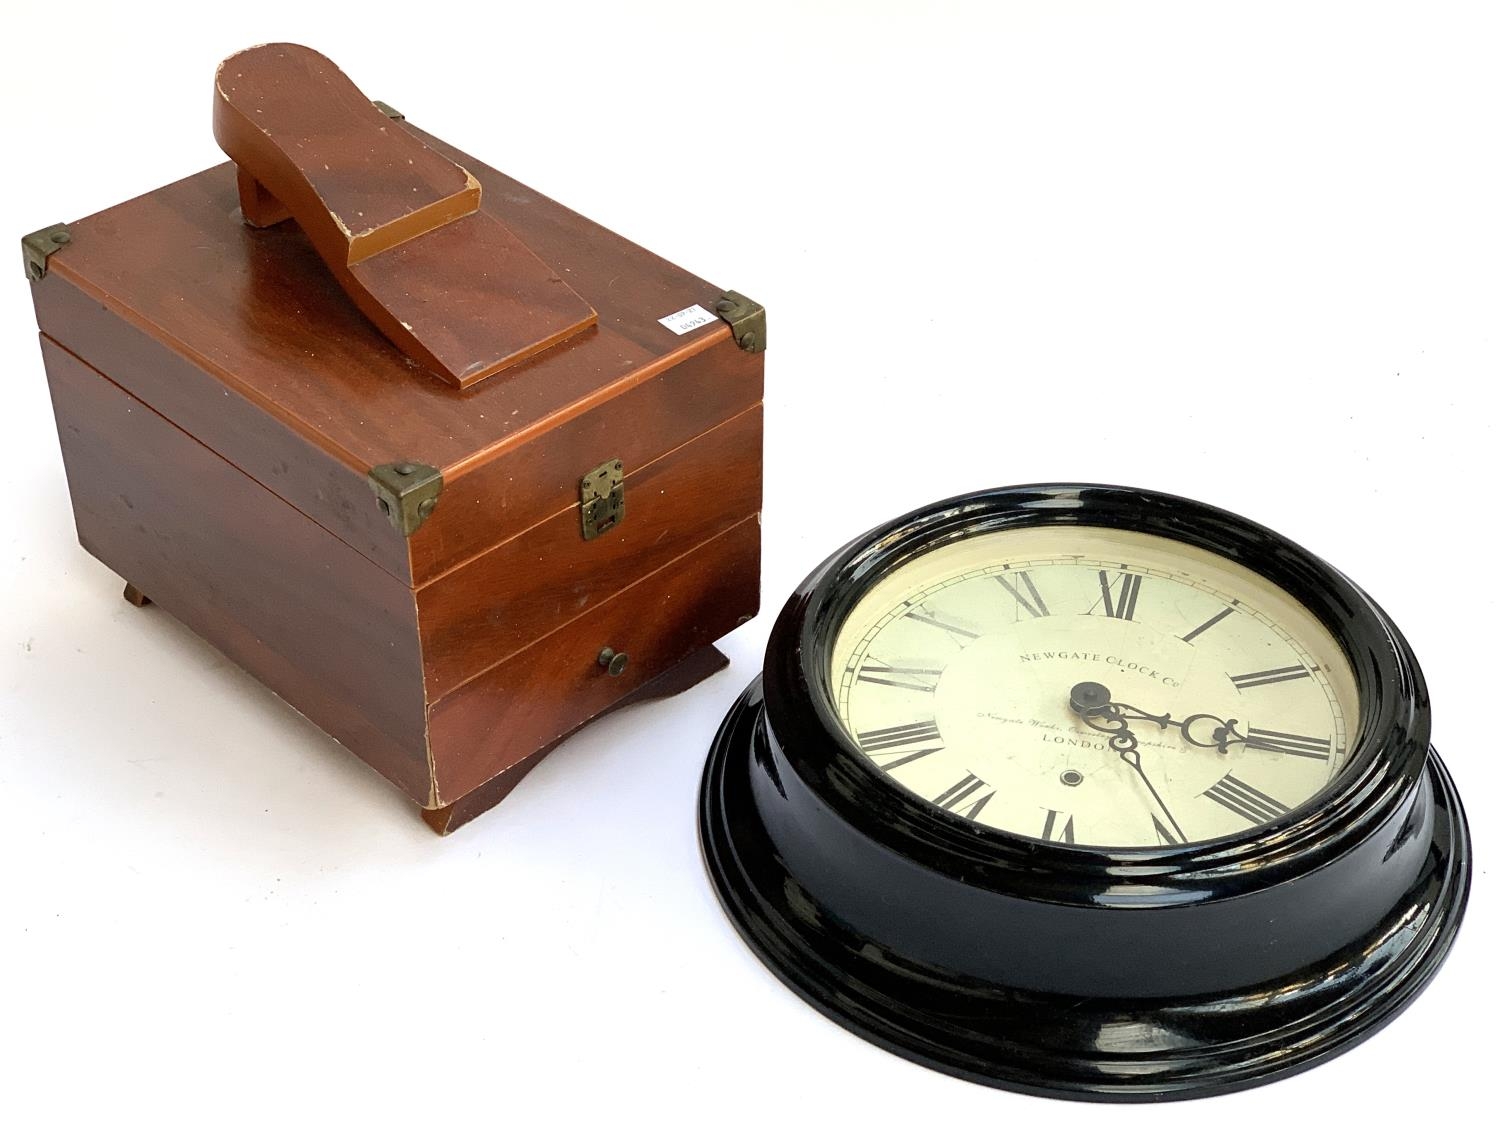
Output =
[{"x1": 580, "y1": 459, "x2": 625, "y2": 540}]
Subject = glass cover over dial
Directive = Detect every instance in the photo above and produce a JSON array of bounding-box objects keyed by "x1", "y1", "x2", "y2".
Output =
[{"x1": 830, "y1": 525, "x2": 1360, "y2": 848}]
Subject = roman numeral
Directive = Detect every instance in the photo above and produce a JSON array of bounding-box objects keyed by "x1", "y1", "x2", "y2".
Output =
[
  {"x1": 1093, "y1": 570, "x2": 1142, "y2": 620},
  {"x1": 1152, "y1": 814, "x2": 1183, "y2": 846},
  {"x1": 855, "y1": 720, "x2": 944, "y2": 771},
  {"x1": 1229, "y1": 664, "x2": 1313, "y2": 690},
  {"x1": 932, "y1": 773, "x2": 995, "y2": 820},
  {"x1": 857, "y1": 664, "x2": 943, "y2": 693},
  {"x1": 1041, "y1": 809, "x2": 1075, "y2": 844},
  {"x1": 1203, "y1": 774, "x2": 1289, "y2": 825},
  {"x1": 996, "y1": 571, "x2": 1050, "y2": 618},
  {"x1": 903, "y1": 608, "x2": 980, "y2": 639},
  {"x1": 856, "y1": 720, "x2": 942, "y2": 752},
  {"x1": 1181, "y1": 606, "x2": 1234, "y2": 643},
  {"x1": 1243, "y1": 727, "x2": 1331, "y2": 760}
]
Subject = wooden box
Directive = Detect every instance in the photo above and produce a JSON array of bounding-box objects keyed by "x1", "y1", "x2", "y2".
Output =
[{"x1": 21, "y1": 45, "x2": 763, "y2": 832}]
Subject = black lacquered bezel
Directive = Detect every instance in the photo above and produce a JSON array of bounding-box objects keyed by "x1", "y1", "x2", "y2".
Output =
[{"x1": 700, "y1": 483, "x2": 1471, "y2": 1101}]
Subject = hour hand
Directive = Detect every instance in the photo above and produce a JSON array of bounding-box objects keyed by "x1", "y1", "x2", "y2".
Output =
[
  {"x1": 1068, "y1": 681, "x2": 1133, "y2": 747},
  {"x1": 1070, "y1": 680, "x2": 1173, "y2": 732},
  {"x1": 1068, "y1": 682, "x2": 1143, "y2": 753},
  {"x1": 1069, "y1": 682, "x2": 1247, "y2": 754}
]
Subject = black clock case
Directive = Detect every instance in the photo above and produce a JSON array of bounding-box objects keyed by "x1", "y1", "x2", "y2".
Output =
[{"x1": 699, "y1": 484, "x2": 1471, "y2": 1102}]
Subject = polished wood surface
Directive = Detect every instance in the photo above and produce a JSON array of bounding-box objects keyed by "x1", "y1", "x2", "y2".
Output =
[
  {"x1": 213, "y1": 44, "x2": 595, "y2": 387},
  {"x1": 32, "y1": 259, "x2": 758, "y2": 587},
  {"x1": 428, "y1": 515, "x2": 760, "y2": 804},
  {"x1": 32, "y1": 274, "x2": 416, "y2": 581},
  {"x1": 41, "y1": 338, "x2": 762, "y2": 818},
  {"x1": 418, "y1": 405, "x2": 760, "y2": 697},
  {"x1": 33, "y1": 132, "x2": 746, "y2": 588},
  {"x1": 39, "y1": 128, "x2": 732, "y2": 478},
  {"x1": 420, "y1": 645, "x2": 730, "y2": 835},
  {"x1": 412, "y1": 333, "x2": 761, "y2": 582},
  {"x1": 42, "y1": 340, "x2": 433, "y2": 802}
]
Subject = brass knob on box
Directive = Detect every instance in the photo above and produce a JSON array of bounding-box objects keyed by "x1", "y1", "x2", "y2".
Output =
[{"x1": 597, "y1": 648, "x2": 629, "y2": 677}]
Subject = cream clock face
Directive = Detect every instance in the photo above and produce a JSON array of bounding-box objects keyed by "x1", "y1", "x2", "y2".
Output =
[{"x1": 831, "y1": 526, "x2": 1360, "y2": 848}]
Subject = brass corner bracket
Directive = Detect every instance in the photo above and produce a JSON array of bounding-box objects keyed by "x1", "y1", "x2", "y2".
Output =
[
  {"x1": 369, "y1": 461, "x2": 443, "y2": 536},
  {"x1": 22, "y1": 223, "x2": 72, "y2": 282},
  {"x1": 715, "y1": 291, "x2": 766, "y2": 354}
]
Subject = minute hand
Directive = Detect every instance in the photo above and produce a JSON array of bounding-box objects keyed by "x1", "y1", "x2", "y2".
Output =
[{"x1": 1070, "y1": 687, "x2": 1189, "y2": 843}]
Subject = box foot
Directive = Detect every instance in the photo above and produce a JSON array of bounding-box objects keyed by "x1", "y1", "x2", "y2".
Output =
[{"x1": 122, "y1": 582, "x2": 152, "y2": 607}]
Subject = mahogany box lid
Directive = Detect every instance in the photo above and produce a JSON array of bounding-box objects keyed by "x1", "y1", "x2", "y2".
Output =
[{"x1": 26, "y1": 46, "x2": 763, "y2": 589}]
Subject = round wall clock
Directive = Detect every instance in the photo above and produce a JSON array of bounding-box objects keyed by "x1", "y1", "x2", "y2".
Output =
[{"x1": 699, "y1": 483, "x2": 1470, "y2": 1102}]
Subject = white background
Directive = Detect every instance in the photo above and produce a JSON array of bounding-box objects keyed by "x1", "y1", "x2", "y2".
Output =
[{"x1": 1, "y1": 2, "x2": 1493, "y2": 1127}]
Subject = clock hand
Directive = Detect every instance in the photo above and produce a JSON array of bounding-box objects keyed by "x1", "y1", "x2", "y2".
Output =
[
  {"x1": 1068, "y1": 683, "x2": 1189, "y2": 843},
  {"x1": 1069, "y1": 681, "x2": 1248, "y2": 754}
]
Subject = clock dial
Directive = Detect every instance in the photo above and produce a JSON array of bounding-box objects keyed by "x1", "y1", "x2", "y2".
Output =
[{"x1": 831, "y1": 526, "x2": 1359, "y2": 847}]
